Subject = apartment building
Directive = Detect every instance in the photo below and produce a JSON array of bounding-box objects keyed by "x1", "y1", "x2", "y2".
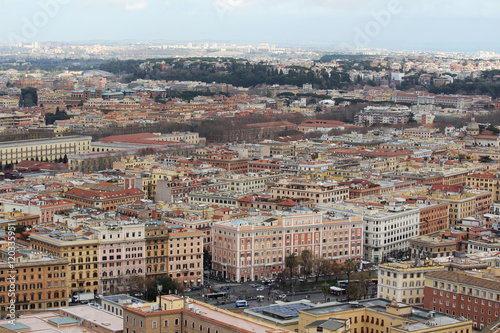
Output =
[
  {"x1": 377, "y1": 260, "x2": 445, "y2": 306},
  {"x1": 89, "y1": 223, "x2": 146, "y2": 294},
  {"x1": 410, "y1": 236, "x2": 457, "y2": 259},
  {"x1": 99, "y1": 131, "x2": 205, "y2": 145},
  {"x1": 0, "y1": 98, "x2": 19, "y2": 108},
  {"x1": 217, "y1": 173, "x2": 282, "y2": 193},
  {"x1": 167, "y1": 227, "x2": 204, "y2": 287},
  {"x1": 299, "y1": 298, "x2": 472, "y2": 333},
  {"x1": 466, "y1": 238, "x2": 500, "y2": 254},
  {"x1": 187, "y1": 192, "x2": 239, "y2": 208},
  {"x1": 417, "y1": 202, "x2": 449, "y2": 235},
  {"x1": 123, "y1": 295, "x2": 289, "y2": 333},
  {"x1": 318, "y1": 200, "x2": 420, "y2": 264},
  {"x1": 197, "y1": 154, "x2": 248, "y2": 174},
  {"x1": 466, "y1": 171, "x2": 500, "y2": 202},
  {"x1": 124, "y1": 171, "x2": 207, "y2": 203},
  {"x1": 354, "y1": 106, "x2": 412, "y2": 126},
  {"x1": 65, "y1": 188, "x2": 144, "y2": 211},
  {"x1": 1, "y1": 195, "x2": 75, "y2": 224},
  {"x1": 270, "y1": 180, "x2": 349, "y2": 205},
  {"x1": 164, "y1": 217, "x2": 214, "y2": 252},
  {"x1": 0, "y1": 112, "x2": 35, "y2": 127},
  {"x1": 0, "y1": 135, "x2": 91, "y2": 166},
  {"x1": 430, "y1": 187, "x2": 491, "y2": 226},
  {"x1": 144, "y1": 222, "x2": 169, "y2": 280},
  {"x1": 0, "y1": 211, "x2": 38, "y2": 227},
  {"x1": 30, "y1": 231, "x2": 100, "y2": 296},
  {"x1": 0, "y1": 249, "x2": 69, "y2": 317},
  {"x1": 237, "y1": 194, "x2": 315, "y2": 212},
  {"x1": 248, "y1": 159, "x2": 281, "y2": 172},
  {"x1": 212, "y1": 207, "x2": 363, "y2": 282},
  {"x1": 424, "y1": 270, "x2": 500, "y2": 330}
]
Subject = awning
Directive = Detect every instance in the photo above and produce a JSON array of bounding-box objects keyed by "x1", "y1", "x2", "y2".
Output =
[
  {"x1": 190, "y1": 279, "x2": 194, "y2": 282},
  {"x1": 197, "y1": 279, "x2": 201, "y2": 282},
  {"x1": 184, "y1": 280, "x2": 187, "y2": 283}
]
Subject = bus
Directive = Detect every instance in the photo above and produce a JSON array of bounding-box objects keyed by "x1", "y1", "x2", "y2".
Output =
[
  {"x1": 329, "y1": 286, "x2": 346, "y2": 295},
  {"x1": 369, "y1": 279, "x2": 378, "y2": 285},
  {"x1": 235, "y1": 300, "x2": 248, "y2": 308},
  {"x1": 337, "y1": 280, "x2": 361, "y2": 288},
  {"x1": 204, "y1": 292, "x2": 227, "y2": 300}
]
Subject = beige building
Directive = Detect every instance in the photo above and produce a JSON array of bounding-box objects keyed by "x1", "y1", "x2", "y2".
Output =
[
  {"x1": 299, "y1": 299, "x2": 472, "y2": 333},
  {"x1": 270, "y1": 180, "x2": 349, "y2": 205},
  {"x1": 410, "y1": 235, "x2": 457, "y2": 259},
  {"x1": 0, "y1": 135, "x2": 91, "y2": 166},
  {"x1": 217, "y1": 173, "x2": 282, "y2": 193},
  {"x1": 30, "y1": 232, "x2": 100, "y2": 296},
  {"x1": 123, "y1": 295, "x2": 290, "y2": 333},
  {"x1": 378, "y1": 260, "x2": 446, "y2": 306}
]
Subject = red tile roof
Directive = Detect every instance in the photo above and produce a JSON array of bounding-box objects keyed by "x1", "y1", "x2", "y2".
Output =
[{"x1": 65, "y1": 188, "x2": 144, "y2": 200}]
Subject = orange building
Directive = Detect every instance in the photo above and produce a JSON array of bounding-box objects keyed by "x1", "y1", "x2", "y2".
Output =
[
  {"x1": 418, "y1": 202, "x2": 450, "y2": 236},
  {"x1": 212, "y1": 208, "x2": 363, "y2": 282},
  {"x1": 0, "y1": 249, "x2": 69, "y2": 317},
  {"x1": 198, "y1": 154, "x2": 248, "y2": 174},
  {"x1": 167, "y1": 227, "x2": 204, "y2": 287},
  {"x1": 64, "y1": 188, "x2": 144, "y2": 211}
]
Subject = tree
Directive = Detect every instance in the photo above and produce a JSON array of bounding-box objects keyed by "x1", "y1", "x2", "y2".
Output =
[
  {"x1": 352, "y1": 271, "x2": 370, "y2": 299},
  {"x1": 342, "y1": 259, "x2": 357, "y2": 282},
  {"x1": 203, "y1": 248, "x2": 212, "y2": 271},
  {"x1": 321, "y1": 282, "x2": 330, "y2": 303},
  {"x1": 62, "y1": 154, "x2": 68, "y2": 163},
  {"x1": 285, "y1": 253, "x2": 299, "y2": 291},
  {"x1": 346, "y1": 282, "x2": 363, "y2": 301},
  {"x1": 145, "y1": 275, "x2": 179, "y2": 302},
  {"x1": 300, "y1": 249, "x2": 313, "y2": 280},
  {"x1": 479, "y1": 155, "x2": 493, "y2": 163},
  {"x1": 331, "y1": 261, "x2": 343, "y2": 281},
  {"x1": 125, "y1": 276, "x2": 146, "y2": 295},
  {"x1": 313, "y1": 257, "x2": 329, "y2": 285},
  {"x1": 19, "y1": 87, "x2": 38, "y2": 107}
]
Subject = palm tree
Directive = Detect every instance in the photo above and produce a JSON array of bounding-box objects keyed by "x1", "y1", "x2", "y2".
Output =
[
  {"x1": 321, "y1": 282, "x2": 330, "y2": 303},
  {"x1": 285, "y1": 253, "x2": 299, "y2": 292},
  {"x1": 300, "y1": 249, "x2": 313, "y2": 280}
]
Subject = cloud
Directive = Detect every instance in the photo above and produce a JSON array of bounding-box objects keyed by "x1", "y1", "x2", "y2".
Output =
[{"x1": 81, "y1": 0, "x2": 148, "y2": 11}]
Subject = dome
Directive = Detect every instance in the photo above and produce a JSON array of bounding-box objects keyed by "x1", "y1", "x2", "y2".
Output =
[
  {"x1": 467, "y1": 118, "x2": 479, "y2": 131},
  {"x1": 318, "y1": 99, "x2": 335, "y2": 106}
]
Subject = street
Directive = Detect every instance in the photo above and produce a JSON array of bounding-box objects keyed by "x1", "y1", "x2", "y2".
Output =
[{"x1": 183, "y1": 278, "x2": 378, "y2": 310}]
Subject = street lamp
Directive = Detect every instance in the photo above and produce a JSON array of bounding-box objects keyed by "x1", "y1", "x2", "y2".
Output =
[{"x1": 157, "y1": 284, "x2": 163, "y2": 310}]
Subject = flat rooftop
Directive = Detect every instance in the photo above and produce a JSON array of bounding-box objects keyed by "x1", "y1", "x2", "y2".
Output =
[
  {"x1": 129, "y1": 297, "x2": 287, "y2": 333},
  {"x1": 302, "y1": 299, "x2": 467, "y2": 330},
  {"x1": 0, "y1": 309, "x2": 116, "y2": 333},
  {"x1": 61, "y1": 305, "x2": 123, "y2": 332}
]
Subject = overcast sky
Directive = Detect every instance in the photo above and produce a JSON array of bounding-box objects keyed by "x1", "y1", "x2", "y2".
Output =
[{"x1": 1, "y1": 0, "x2": 499, "y2": 52}]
